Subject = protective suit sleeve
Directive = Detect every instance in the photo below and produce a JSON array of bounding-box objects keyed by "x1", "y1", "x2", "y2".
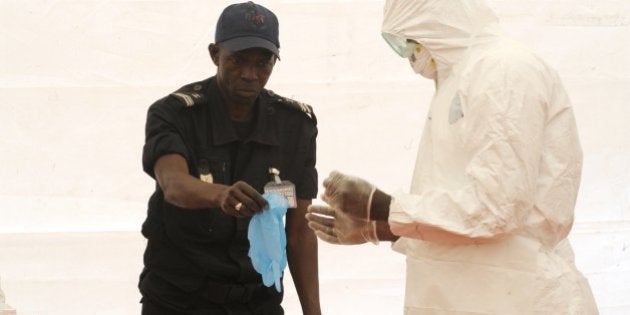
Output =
[{"x1": 390, "y1": 59, "x2": 565, "y2": 241}]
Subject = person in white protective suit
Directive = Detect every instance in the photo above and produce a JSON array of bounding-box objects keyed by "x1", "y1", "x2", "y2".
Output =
[{"x1": 305, "y1": 0, "x2": 599, "y2": 314}]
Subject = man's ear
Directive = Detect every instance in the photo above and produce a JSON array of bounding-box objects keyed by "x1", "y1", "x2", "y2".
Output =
[{"x1": 209, "y1": 43, "x2": 220, "y2": 66}]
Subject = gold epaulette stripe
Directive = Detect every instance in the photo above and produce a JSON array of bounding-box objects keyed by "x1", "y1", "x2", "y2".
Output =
[
  {"x1": 172, "y1": 92, "x2": 195, "y2": 107},
  {"x1": 266, "y1": 90, "x2": 313, "y2": 119},
  {"x1": 300, "y1": 103, "x2": 313, "y2": 119},
  {"x1": 285, "y1": 98, "x2": 313, "y2": 119}
]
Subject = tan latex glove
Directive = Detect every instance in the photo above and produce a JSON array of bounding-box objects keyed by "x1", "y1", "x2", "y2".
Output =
[
  {"x1": 321, "y1": 171, "x2": 376, "y2": 220},
  {"x1": 306, "y1": 204, "x2": 378, "y2": 245}
]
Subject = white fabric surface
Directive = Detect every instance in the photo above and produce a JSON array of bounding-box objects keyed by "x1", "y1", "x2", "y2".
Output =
[{"x1": 0, "y1": 0, "x2": 628, "y2": 314}]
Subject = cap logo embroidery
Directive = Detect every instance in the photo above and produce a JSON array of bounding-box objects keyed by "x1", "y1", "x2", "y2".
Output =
[
  {"x1": 247, "y1": 12, "x2": 264, "y2": 25},
  {"x1": 246, "y1": 6, "x2": 265, "y2": 27}
]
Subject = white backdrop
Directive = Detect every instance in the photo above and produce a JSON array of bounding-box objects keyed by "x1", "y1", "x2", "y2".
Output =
[{"x1": 1, "y1": 0, "x2": 629, "y2": 314}]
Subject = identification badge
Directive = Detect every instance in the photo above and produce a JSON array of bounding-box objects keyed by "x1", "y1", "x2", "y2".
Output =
[{"x1": 264, "y1": 167, "x2": 297, "y2": 208}]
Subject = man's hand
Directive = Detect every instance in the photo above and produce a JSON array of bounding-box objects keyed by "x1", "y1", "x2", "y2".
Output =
[
  {"x1": 216, "y1": 181, "x2": 268, "y2": 218},
  {"x1": 306, "y1": 205, "x2": 377, "y2": 245},
  {"x1": 321, "y1": 171, "x2": 376, "y2": 220}
]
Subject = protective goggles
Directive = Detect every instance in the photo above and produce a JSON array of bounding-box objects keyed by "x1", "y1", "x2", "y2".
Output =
[{"x1": 382, "y1": 33, "x2": 418, "y2": 58}]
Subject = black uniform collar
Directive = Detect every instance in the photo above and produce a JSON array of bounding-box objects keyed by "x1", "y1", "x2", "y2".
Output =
[{"x1": 207, "y1": 77, "x2": 279, "y2": 146}]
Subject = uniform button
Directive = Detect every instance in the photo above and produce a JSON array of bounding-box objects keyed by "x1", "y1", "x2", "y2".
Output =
[
  {"x1": 208, "y1": 228, "x2": 213, "y2": 233},
  {"x1": 194, "y1": 84, "x2": 202, "y2": 91},
  {"x1": 266, "y1": 106, "x2": 275, "y2": 115}
]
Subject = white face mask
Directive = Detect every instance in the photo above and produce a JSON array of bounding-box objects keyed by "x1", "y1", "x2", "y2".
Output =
[{"x1": 409, "y1": 45, "x2": 437, "y2": 80}]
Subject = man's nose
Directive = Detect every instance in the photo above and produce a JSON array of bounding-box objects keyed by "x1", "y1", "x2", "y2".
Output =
[{"x1": 240, "y1": 65, "x2": 258, "y2": 80}]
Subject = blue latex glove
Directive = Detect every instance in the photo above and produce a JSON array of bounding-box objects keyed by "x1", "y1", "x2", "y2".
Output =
[{"x1": 248, "y1": 192, "x2": 289, "y2": 292}]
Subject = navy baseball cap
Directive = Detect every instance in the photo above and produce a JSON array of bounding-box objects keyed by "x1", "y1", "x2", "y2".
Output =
[{"x1": 215, "y1": 1, "x2": 280, "y2": 58}]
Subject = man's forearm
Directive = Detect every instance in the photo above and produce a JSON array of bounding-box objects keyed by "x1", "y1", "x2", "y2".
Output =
[
  {"x1": 155, "y1": 154, "x2": 225, "y2": 209},
  {"x1": 369, "y1": 189, "x2": 399, "y2": 241}
]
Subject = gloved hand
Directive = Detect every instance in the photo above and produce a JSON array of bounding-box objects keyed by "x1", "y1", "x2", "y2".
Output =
[
  {"x1": 306, "y1": 204, "x2": 378, "y2": 245},
  {"x1": 321, "y1": 171, "x2": 376, "y2": 220},
  {"x1": 248, "y1": 193, "x2": 288, "y2": 292}
]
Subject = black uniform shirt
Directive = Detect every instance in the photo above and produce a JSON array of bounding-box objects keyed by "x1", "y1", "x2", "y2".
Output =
[{"x1": 141, "y1": 77, "x2": 317, "y2": 293}]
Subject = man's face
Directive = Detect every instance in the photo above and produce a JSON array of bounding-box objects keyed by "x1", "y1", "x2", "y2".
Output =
[{"x1": 210, "y1": 44, "x2": 276, "y2": 105}]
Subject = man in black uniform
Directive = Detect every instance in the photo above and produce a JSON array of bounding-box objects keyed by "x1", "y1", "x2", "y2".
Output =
[{"x1": 138, "y1": 2, "x2": 321, "y2": 314}]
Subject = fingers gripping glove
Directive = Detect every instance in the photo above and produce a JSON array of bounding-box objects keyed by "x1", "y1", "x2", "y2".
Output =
[{"x1": 248, "y1": 192, "x2": 288, "y2": 292}]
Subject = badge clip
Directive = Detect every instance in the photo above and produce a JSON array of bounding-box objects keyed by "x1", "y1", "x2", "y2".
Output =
[{"x1": 264, "y1": 167, "x2": 297, "y2": 208}]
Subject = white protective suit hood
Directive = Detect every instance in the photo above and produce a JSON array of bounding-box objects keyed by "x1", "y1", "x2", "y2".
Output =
[
  {"x1": 381, "y1": 0, "x2": 599, "y2": 314},
  {"x1": 382, "y1": 0, "x2": 502, "y2": 82}
]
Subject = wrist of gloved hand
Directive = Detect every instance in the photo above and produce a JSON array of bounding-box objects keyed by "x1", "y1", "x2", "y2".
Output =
[
  {"x1": 365, "y1": 185, "x2": 376, "y2": 220},
  {"x1": 368, "y1": 188, "x2": 392, "y2": 221},
  {"x1": 360, "y1": 220, "x2": 379, "y2": 245}
]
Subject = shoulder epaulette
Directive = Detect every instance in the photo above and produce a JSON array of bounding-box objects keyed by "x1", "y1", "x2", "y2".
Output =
[
  {"x1": 170, "y1": 83, "x2": 206, "y2": 107},
  {"x1": 266, "y1": 90, "x2": 314, "y2": 120}
]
